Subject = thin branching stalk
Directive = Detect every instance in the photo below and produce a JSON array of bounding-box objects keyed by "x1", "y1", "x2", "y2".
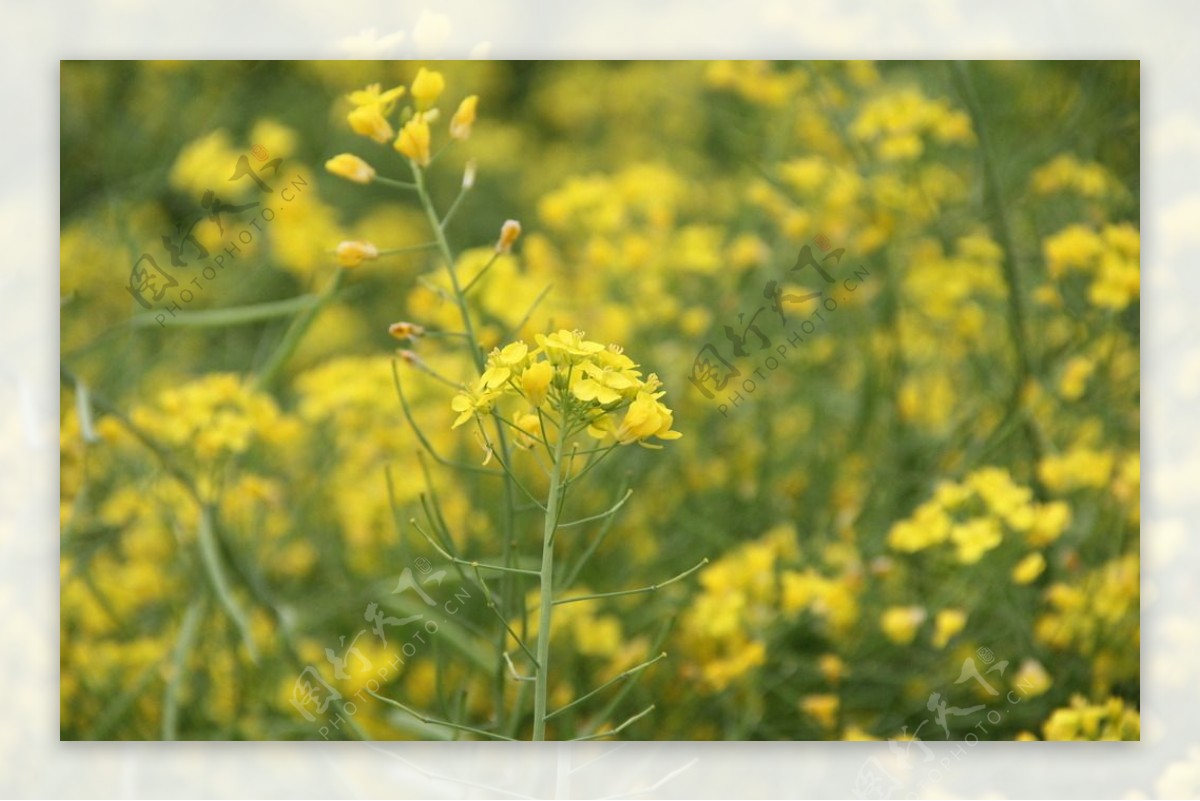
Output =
[
  {"x1": 532, "y1": 431, "x2": 567, "y2": 740},
  {"x1": 253, "y1": 267, "x2": 345, "y2": 390}
]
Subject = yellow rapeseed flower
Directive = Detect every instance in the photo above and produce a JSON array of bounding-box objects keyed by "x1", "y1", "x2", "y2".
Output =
[
  {"x1": 410, "y1": 67, "x2": 445, "y2": 110},
  {"x1": 447, "y1": 330, "x2": 681, "y2": 448},
  {"x1": 324, "y1": 153, "x2": 376, "y2": 184},
  {"x1": 395, "y1": 117, "x2": 431, "y2": 166},
  {"x1": 520, "y1": 360, "x2": 554, "y2": 406},
  {"x1": 347, "y1": 104, "x2": 394, "y2": 144},
  {"x1": 347, "y1": 82, "x2": 406, "y2": 112},
  {"x1": 450, "y1": 95, "x2": 478, "y2": 140}
]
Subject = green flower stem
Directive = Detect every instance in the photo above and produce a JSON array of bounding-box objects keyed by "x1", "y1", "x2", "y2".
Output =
[
  {"x1": 544, "y1": 652, "x2": 666, "y2": 722},
  {"x1": 409, "y1": 517, "x2": 540, "y2": 576},
  {"x1": 552, "y1": 558, "x2": 709, "y2": 606},
  {"x1": 461, "y1": 251, "x2": 500, "y2": 294},
  {"x1": 532, "y1": 432, "x2": 567, "y2": 741},
  {"x1": 473, "y1": 565, "x2": 539, "y2": 668},
  {"x1": 413, "y1": 165, "x2": 482, "y2": 372},
  {"x1": 951, "y1": 61, "x2": 1030, "y2": 386},
  {"x1": 571, "y1": 704, "x2": 656, "y2": 741},
  {"x1": 376, "y1": 242, "x2": 438, "y2": 255},
  {"x1": 557, "y1": 489, "x2": 633, "y2": 529},
  {"x1": 374, "y1": 175, "x2": 418, "y2": 190},
  {"x1": 252, "y1": 267, "x2": 345, "y2": 391},
  {"x1": 368, "y1": 690, "x2": 514, "y2": 741},
  {"x1": 411, "y1": 160, "x2": 520, "y2": 731},
  {"x1": 129, "y1": 293, "x2": 322, "y2": 329},
  {"x1": 440, "y1": 184, "x2": 471, "y2": 230},
  {"x1": 196, "y1": 503, "x2": 258, "y2": 663},
  {"x1": 950, "y1": 61, "x2": 1045, "y2": 488},
  {"x1": 560, "y1": 475, "x2": 629, "y2": 590},
  {"x1": 162, "y1": 595, "x2": 206, "y2": 740}
]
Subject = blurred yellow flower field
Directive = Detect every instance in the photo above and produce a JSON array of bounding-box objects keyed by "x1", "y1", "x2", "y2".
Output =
[{"x1": 59, "y1": 60, "x2": 1139, "y2": 741}]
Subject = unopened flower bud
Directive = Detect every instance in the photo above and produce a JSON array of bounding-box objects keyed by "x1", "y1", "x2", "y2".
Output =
[
  {"x1": 335, "y1": 240, "x2": 378, "y2": 268},
  {"x1": 325, "y1": 153, "x2": 376, "y2": 184},
  {"x1": 388, "y1": 321, "x2": 426, "y2": 340},
  {"x1": 410, "y1": 68, "x2": 445, "y2": 110},
  {"x1": 462, "y1": 159, "x2": 477, "y2": 190},
  {"x1": 450, "y1": 95, "x2": 478, "y2": 140},
  {"x1": 495, "y1": 219, "x2": 521, "y2": 253}
]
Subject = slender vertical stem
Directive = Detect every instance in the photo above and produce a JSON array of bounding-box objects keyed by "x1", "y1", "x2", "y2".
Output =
[
  {"x1": 951, "y1": 60, "x2": 1031, "y2": 389},
  {"x1": 253, "y1": 267, "x2": 345, "y2": 391},
  {"x1": 951, "y1": 61, "x2": 1045, "y2": 489},
  {"x1": 162, "y1": 595, "x2": 206, "y2": 740},
  {"x1": 532, "y1": 432, "x2": 566, "y2": 740},
  {"x1": 411, "y1": 161, "x2": 519, "y2": 728},
  {"x1": 196, "y1": 504, "x2": 257, "y2": 662},
  {"x1": 412, "y1": 164, "x2": 483, "y2": 372}
]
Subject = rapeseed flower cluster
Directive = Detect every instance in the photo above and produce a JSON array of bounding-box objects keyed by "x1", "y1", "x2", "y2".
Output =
[{"x1": 450, "y1": 330, "x2": 681, "y2": 448}]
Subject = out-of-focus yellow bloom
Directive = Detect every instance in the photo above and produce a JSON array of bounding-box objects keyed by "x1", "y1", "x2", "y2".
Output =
[
  {"x1": 128, "y1": 374, "x2": 298, "y2": 470},
  {"x1": 968, "y1": 467, "x2": 1032, "y2": 522},
  {"x1": 335, "y1": 240, "x2": 378, "y2": 268},
  {"x1": 1038, "y1": 447, "x2": 1115, "y2": 492},
  {"x1": 450, "y1": 95, "x2": 478, "y2": 140},
  {"x1": 347, "y1": 82, "x2": 405, "y2": 112},
  {"x1": 843, "y1": 725, "x2": 880, "y2": 741},
  {"x1": 1043, "y1": 223, "x2": 1139, "y2": 311},
  {"x1": 169, "y1": 129, "x2": 244, "y2": 196},
  {"x1": 324, "y1": 153, "x2": 376, "y2": 184},
  {"x1": 347, "y1": 104, "x2": 394, "y2": 144},
  {"x1": 705, "y1": 60, "x2": 797, "y2": 106},
  {"x1": 950, "y1": 517, "x2": 1003, "y2": 564},
  {"x1": 1031, "y1": 154, "x2": 1115, "y2": 198},
  {"x1": 1013, "y1": 659, "x2": 1052, "y2": 698},
  {"x1": 818, "y1": 653, "x2": 845, "y2": 684},
  {"x1": 410, "y1": 67, "x2": 445, "y2": 109},
  {"x1": 1036, "y1": 554, "x2": 1138, "y2": 660},
  {"x1": 1027, "y1": 500, "x2": 1072, "y2": 547},
  {"x1": 1042, "y1": 695, "x2": 1139, "y2": 741},
  {"x1": 1012, "y1": 552, "x2": 1047, "y2": 584},
  {"x1": 395, "y1": 117, "x2": 432, "y2": 166},
  {"x1": 932, "y1": 609, "x2": 967, "y2": 648},
  {"x1": 801, "y1": 694, "x2": 840, "y2": 729},
  {"x1": 880, "y1": 606, "x2": 926, "y2": 645},
  {"x1": 699, "y1": 640, "x2": 767, "y2": 691},
  {"x1": 1058, "y1": 355, "x2": 1095, "y2": 401},
  {"x1": 887, "y1": 500, "x2": 951, "y2": 552},
  {"x1": 496, "y1": 219, "x2": 522, "y2": 253}
]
